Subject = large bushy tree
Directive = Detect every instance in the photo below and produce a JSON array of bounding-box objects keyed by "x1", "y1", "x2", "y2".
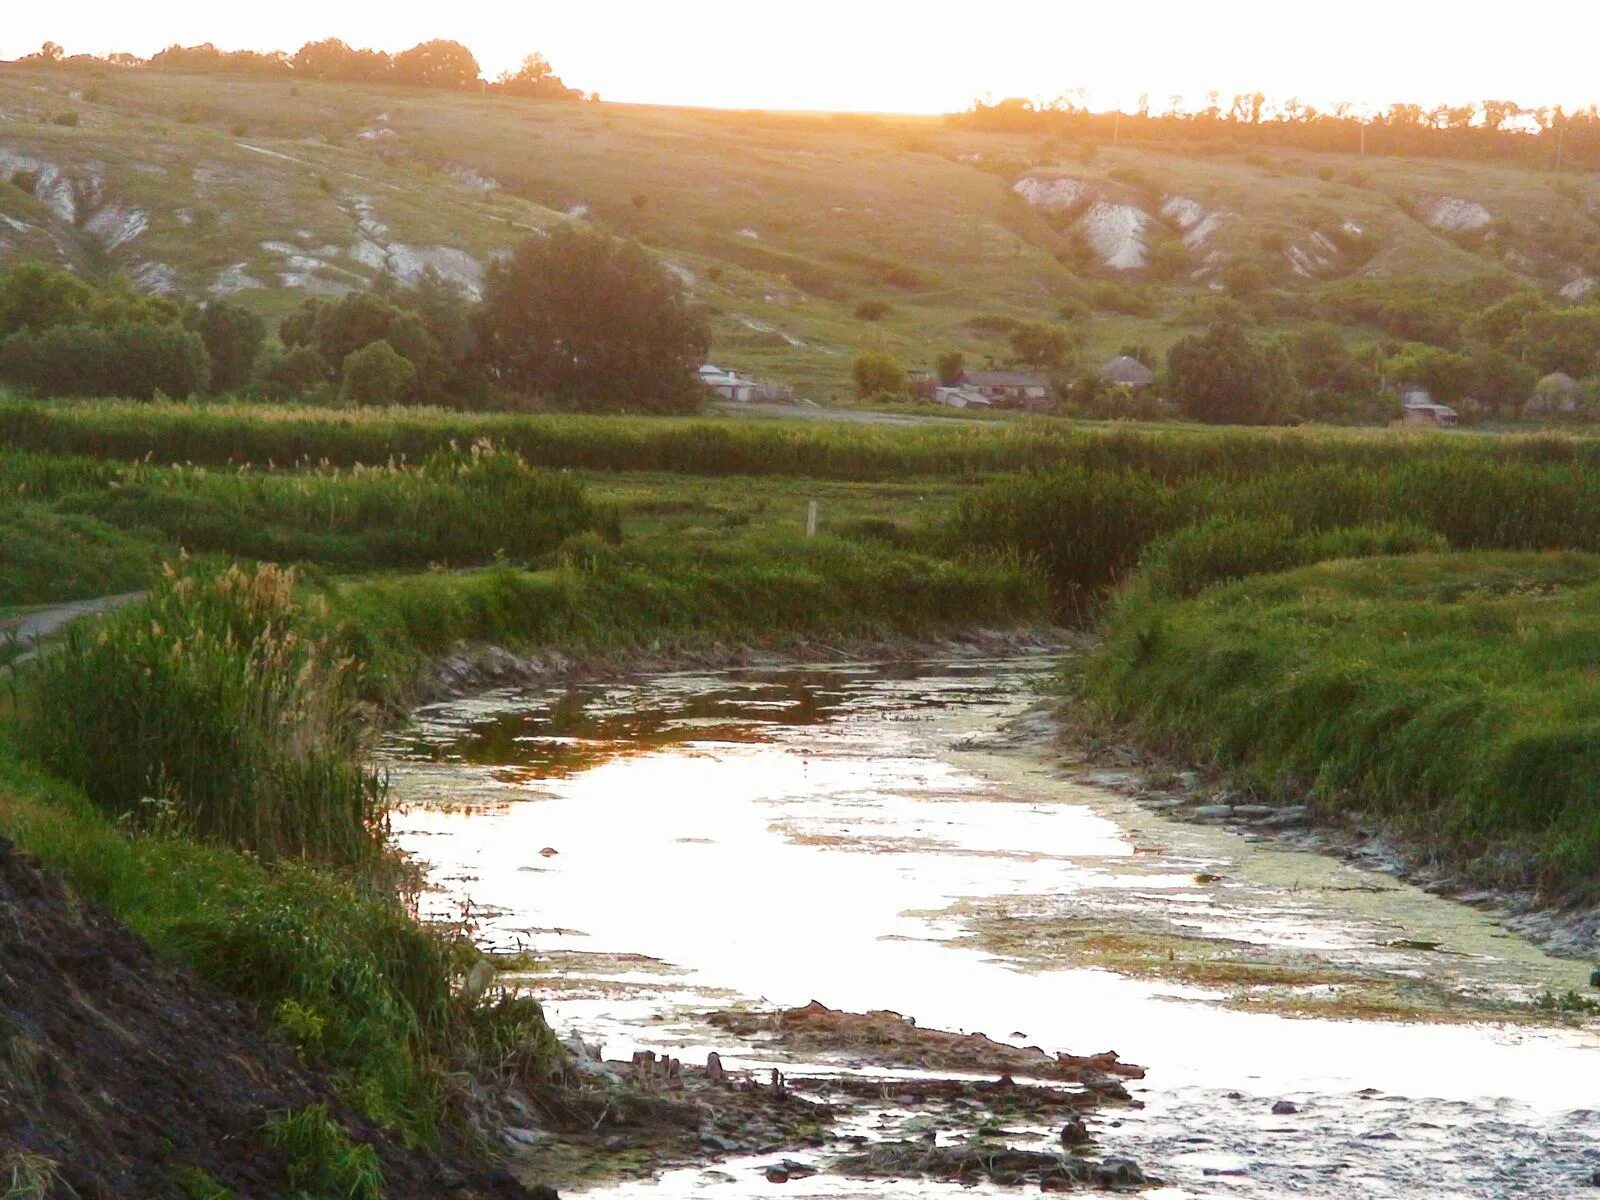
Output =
[
  {"x1": 185, "y1": 300, "x2": 266, "y2": 394},
  {"x1": 392, "y1": 40, "x2": 480, "y2": 89},
  {"x1": 0, "y1": 261, "x2": 90, "y2": 338},
  {"x1": 1167, "y1": 313, "x2": 1295, "y2": 425},
  {"x1": 0, "y1": 321, "x2": 209, "y2": 398},
  {"x1": 475, "y1": 229, "x2": 710, "y2": 412}
]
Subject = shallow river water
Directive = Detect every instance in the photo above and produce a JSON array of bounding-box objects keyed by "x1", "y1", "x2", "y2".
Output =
[{"x1": 385, "y1": 657, "x2": 1600, "y2": 1198}]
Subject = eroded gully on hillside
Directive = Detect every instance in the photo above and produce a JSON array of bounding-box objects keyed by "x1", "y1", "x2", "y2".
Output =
[{"x1": 382, "y1": 656, "x2": 1600, "y2": 1198}]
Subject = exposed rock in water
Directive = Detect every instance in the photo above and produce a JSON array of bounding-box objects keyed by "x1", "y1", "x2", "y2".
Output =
[
  {"x1": 836, "y1": 1140, "x2": 1154, "y2": 1191},
  {"x1": 707, "y1": 1000, "x2": 1144, "y2": 1089}
]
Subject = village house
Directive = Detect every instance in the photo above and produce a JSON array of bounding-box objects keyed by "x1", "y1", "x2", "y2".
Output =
[
  {"x1": 1397, "y1": 385, "x2": 1460, "y2": 428},
  {"x1": 1099, "y1": 355, "x2": 1157, "y2": 389},
  {"x1": 931, "y1": 385, "x2": 994, "y2": 410},
  {"x1": 959, "y1": 369, "x2": 1052, "y2": 406},
  {"x1": 698, "y1": 363, "x2": 792, "y2": 403}
]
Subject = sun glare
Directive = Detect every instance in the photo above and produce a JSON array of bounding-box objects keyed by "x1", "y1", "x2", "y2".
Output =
[{"x1": 6, "y1": 0, "x2": 1600, "y2": 115}]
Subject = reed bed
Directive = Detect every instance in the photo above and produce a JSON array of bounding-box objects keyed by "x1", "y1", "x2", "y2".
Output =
[{"x1": 9, "y1": 398, "x2": 1600, "y2": 481}]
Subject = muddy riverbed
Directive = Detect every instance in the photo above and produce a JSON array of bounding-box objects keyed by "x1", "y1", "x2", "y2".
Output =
[{"x1": 384, "y1": 657, "x2": 1600, "y2": 1198}]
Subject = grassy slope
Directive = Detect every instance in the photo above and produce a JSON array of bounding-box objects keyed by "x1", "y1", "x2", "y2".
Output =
[
  {"x1": 1090, "y1": 552, "x2": 1600, "y2": 901},
  {"x1": 3, "y1": 64, "x2": 1593, "y2": 398}
]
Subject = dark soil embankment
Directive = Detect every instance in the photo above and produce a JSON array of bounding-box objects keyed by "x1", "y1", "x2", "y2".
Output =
[{"x1": 0, "y1": 835, "x2": 530, "y2": 1200}]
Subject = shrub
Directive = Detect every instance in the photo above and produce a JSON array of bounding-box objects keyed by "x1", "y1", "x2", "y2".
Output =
[
  {"x1": 1128, "y1": 515, "x2": 1446, "y2": 602},
  {"x1": 851, "y1": 350, "x2": 908, "y2": 398},
  {"x1": 944, "y1": 468, "x2": 1178, "y2": 616},
  {"x1": 339, "y1": 340, "x2": 415, "y2": 407},
  {"x1": 21, "y1": 562, "x2": 385, "y2": 868}
]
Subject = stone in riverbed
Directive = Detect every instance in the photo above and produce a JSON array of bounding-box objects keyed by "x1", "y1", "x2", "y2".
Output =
[
  {"x1": 1059, "y1": 1116, "x2": 1090, "y2": 1146},
  {"x1": 1231, "y1": 804, "x2": 1277, "y2": 820},
  {"x1": 1271, "y1": 1100, "x2": 1299, "y2": 1115},
  {"x1": 1192, "y1": 804, "x2": 1234, "y2": 819},
  {"x1": 1093, "y1": 1157, "x2": 1147, "y2": 1187}
]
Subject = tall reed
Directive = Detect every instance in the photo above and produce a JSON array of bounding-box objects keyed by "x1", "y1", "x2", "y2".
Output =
[{"x1": 21, "y1": 561, "x2": 385, "y2": 868}]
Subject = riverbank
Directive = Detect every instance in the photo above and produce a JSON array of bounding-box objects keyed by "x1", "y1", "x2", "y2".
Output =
[{"x1": 1062, "y1": 551, "x2": 1600, "y2": 962}]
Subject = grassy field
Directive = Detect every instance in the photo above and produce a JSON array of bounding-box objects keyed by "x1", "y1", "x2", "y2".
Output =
[{"x1": 2, "y1": 62, "x2": 1595, "y2": 399}]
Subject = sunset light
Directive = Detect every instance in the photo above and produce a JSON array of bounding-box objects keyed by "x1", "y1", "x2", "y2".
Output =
[
  {"x1": 6, "y1": 5, "x2": 1600, "y2": 1198},
  {"x1": 7, "y1": 1, "x2": 1600, "y2": 114}
]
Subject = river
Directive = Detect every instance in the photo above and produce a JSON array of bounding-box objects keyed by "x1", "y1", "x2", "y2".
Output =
[{"x1": 384, "y1": 656, "x2": 1600, "y2": 1198}]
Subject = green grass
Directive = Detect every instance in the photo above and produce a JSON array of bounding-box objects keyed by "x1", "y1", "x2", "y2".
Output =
[
  {"x1": 0, "y1": 1154, "x2": 66, "y2": 1200},
  {"x1": 265, "y1": 1105, "x2": 383, "y2": 1200},
  {"x1": 1, "y1": 441, "x2": 615, "y2": 574},
  {"x1": 328, "y1": 532, "x2": 1048, "y2": 704},
  {"x1": 11, "y1": 399, "x2": 1600, "y2": 483},
  {"x1": 1088, "y1": 551, "x2": 1600, "y2": 901},
  {"x1": 0, "y1": 501, "x2": 165, "y2": 606},
  {"x1": 0, "y1": 736, "x2": 504, "y2": 1148},
  {"x1": 945, "y1": 451, "x2": 1600, "y2": 616}
]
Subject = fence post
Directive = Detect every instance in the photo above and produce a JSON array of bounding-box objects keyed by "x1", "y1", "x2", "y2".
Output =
[{"x1": 806, "y1": 500, "x2": 818, "y2": 538}]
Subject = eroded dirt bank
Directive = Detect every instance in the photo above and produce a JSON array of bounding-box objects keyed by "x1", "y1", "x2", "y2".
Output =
[{"x1": 0, "y1": 836, "x2": 529, "y2": 1199}]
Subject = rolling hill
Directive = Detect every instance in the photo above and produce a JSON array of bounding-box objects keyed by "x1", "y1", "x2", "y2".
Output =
[{"x1": 2, "y1": 62, "x2": 1597, "y2": 398}]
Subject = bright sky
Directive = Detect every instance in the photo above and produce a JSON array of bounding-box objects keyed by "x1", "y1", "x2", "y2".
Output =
[{"x1": 5, "y1": 1, "x2": 1600, "y2": 116}]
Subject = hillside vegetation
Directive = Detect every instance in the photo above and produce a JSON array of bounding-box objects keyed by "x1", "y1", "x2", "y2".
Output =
[{"x1": 5, "y1": 62, "x2": 1600, "y2": 401}]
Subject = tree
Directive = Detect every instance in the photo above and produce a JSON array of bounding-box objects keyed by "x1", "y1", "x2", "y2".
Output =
[
  {"x1": 254, "y1": 344, "x2": 331, "y2": 401},
  {"x1": 185, "y1": 301, "x2": 266, "y2": 394},
  {"x1": 392, "y1": 40, "x2": 480, "y2": 89},
  {"x1": 1467, "y1": 290, "x2": 1548, "y2": 354},
  {"x1": 1517, "y1": 307, "x2": 1600, "y2": 377},
  {"x1": 1287, "y1": 326, "x2": 1379, "y2": 416},
  {"x1": 339, "y1": 340, "x2": 415, "y2": 406},
  {"x1": 279, "y1": 291, "x2": 441, "y2": 400},
  {"x1": 0, "y1": 261, "x2": 91, "y2": 339},
  {"x1": 291, "y1": 39, "x2": 392, "y2": 82},
  {"x1": 495, "y1": 52, "x2": 580, "y2": 99},
  {"x1": 475, "y1": 228, "x2": 710, "y2": 412},
  {"x1": 1007, "y1": 321, "x2": 1078, "y2": 370},
  {"x1": 1467, "y1": 346, "x2": 1538, "y2": 418},
  {"x1": 1384, "y1": 343, "x2": 1475, "y2": 403},
  {"x1": 936, "y1": 351, "x2": 966, "y2": 385},
  {"x1": 0, "y1": 321, "x2": 208, "y2": 399},
  {"x1": 1167, "y1": 315, "x2": 1294, "y2": 424},
  {"x1": 852, "y1": 350, "x2": 908, "y2": 399}
]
